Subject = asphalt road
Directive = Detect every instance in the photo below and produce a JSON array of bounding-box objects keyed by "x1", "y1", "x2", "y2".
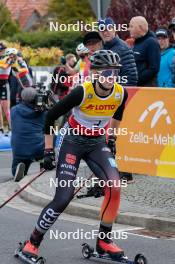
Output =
[
  {"x1": 0, "y1": 151, "x2": 174, "y2": 264},
  {"x1": 0, "y1": 152, "x2": 12, "y2": 183},
  {"x1": 0, "y1": 206, "x2": 174, "y2": 264},
  {"x1": 0, "y1": 152, "x2": 38, "y2": 183}
]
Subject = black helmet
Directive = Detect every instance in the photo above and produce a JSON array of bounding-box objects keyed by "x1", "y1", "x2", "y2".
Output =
[{"x1": 90, "y1": 50, "x2": 121, "y2": 70}]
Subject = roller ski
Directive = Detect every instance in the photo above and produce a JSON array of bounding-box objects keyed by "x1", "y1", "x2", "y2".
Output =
[
  {"x1": 14, "y1": 241, "x2": 46, "y2": 264},
  {"x1": 82, "y1": 238, "x2": 148, "y2": 264}
]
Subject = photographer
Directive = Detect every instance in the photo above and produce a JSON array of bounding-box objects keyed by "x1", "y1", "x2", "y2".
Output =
[{"x1": 11, "y1": 87, "x2": 45, "y2": 182}]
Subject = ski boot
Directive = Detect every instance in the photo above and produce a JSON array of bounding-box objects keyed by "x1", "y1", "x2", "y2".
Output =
[
  {"x1": 96, "y1": 237, "x2": 124, "y2": 258},
  {"x1": 14, "y1": 240, "x2": 46, "y2": 264}
]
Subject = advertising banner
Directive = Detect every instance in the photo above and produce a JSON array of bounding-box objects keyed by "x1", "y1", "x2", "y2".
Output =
[{"x1": 117, "y1": 87, "x2": 175, "y2": 179}]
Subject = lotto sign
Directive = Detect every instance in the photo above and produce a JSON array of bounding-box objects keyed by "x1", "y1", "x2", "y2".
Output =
[{"x1": 117, "y1": 87, "x2": 175, "y2": 179}]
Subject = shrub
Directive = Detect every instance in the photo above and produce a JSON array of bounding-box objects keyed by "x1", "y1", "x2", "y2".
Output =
[
  {"x1": 9, "y1": 30, "x2": 83, "y2": 55},
  {"x1": 3, "y1": 41, "x2": 63, "y2": 66}
]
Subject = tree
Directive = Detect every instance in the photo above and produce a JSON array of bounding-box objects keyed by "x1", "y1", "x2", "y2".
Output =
[
  {"x1": 107, "y1": 0, "x2": 175, "y2": 38},
  {"x1": 49, "y1": 0, "x2": 95, "y2": 24},
  {"x1": 0, "y1": 1, "x2": 19, "y2": 38}
]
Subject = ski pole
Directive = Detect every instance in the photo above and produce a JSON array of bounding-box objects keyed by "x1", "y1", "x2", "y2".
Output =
[{"x1": 0, "y1": 169, "x2": 46, "y2": 209}]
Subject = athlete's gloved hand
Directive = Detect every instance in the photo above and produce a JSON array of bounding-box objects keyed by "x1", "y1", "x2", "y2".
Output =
[
  {"x1": 107, "y1": 135, "x2": 117, "y2": 157},
  {"x1": 43, "y1": 148, "x2": 56, "y2": 170}
]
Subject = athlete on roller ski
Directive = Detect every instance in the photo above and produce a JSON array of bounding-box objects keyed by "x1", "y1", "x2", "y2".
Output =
[{"x1": 16, "y1": 50, "x2": 129, "y2": 262}]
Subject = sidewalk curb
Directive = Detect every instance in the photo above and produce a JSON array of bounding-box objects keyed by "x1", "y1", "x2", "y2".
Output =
[{"x1": 18, "y1": 176, "x2": 175, "y2": 233}]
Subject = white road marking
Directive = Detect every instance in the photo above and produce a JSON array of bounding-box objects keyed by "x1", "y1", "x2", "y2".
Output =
[{"x1": 127, "y1": 232, "x2": 157, "y2": 240}]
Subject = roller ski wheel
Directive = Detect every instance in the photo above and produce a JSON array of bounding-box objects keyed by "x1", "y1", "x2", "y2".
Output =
[
  {"x1": 82, "y1": 243, "x2": 94, "y2": 259},
  {"x1": 134, "y1": 254, "x2": 148, "y2": 264},
  {"x1": 14, "y1": 242, "x2": 46, "y2": 264},
  {"x1": 14, "y1": 242, "x2": 23, "y2": 258},
  {"x1": 36, "y1": 258, "x2": 46, "y2": 264}
]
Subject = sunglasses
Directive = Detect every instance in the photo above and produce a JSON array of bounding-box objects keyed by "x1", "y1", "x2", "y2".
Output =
[{"x1": 96, "y1": 69, "x2": 119, "y2": 77}]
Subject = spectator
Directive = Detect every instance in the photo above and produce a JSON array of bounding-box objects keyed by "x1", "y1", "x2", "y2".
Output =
[
  {"x1": 8, "y1": 51, "x2": 33, "y2": 108},
  {"x1": 168, "y1": 17, "x2": 175, "y2": 45},
  {"x1": 11, "y1": 88, "x2": 45, "y2": 182},
  {"x1": 74, "y1": 43, "x2": 90, "y2": 83},
  {"x1": 83, "y1": 31, "x2": 103, "y2": 54},
  {"x1": 98, "y1": 17, "x2": 138, "y2": 86},
  {"x1": 0, "y1": 42, "x2": 6, "y2": 57},
  {"x1": 51, "y1": 53, "x2": 76, "y2": 127},
  {"x1": 11, "y1": 51, "x2": 33, "y2": 107},
  {"x1": 0, "y1": 104, "x2": 3, "y2": 133},
  {"x1": 51, "y1": 53, "x2": 76, "y2": 100},
  {"x1": 156, "y1": 28, "x2": 175, "y2": 88},
  {"x1": 14, "y1": 51, "x2": 33, "y2": 88},
  {"x1": 65, "y1": 44, "x2": 90, "y2": 84},
  {"x1": 9, "y1": 70, "x2": 21, "y2": 108},
  {"x1": 129, "y1": 16, "x2": 161, "y2": 86},
  {"x1": 0, "y1": 46, "x2": 11, "y2": 133},
  {"x1": 0, "y1": 48, "x2": 33, "y2": 133},
  {"x1": 98, "y1": 18, "x2": 137, "y2": 183},
  {"x1": 0, "y1": 42, "x2": 7, "y2": 133}
]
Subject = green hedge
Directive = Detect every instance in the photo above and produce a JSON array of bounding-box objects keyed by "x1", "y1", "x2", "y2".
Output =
[{"x1": 9, "y1": 30, "x2": 83, "y2": 55}]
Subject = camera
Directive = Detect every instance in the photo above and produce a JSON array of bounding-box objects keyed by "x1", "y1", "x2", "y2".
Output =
[{"x1": 33, "y1": 83, "x2": 56, "y2": 111}]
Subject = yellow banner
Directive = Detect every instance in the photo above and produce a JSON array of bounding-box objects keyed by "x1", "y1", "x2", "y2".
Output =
[{"x1": 117, "y1": 87, "x2": 175, "y2": 179}]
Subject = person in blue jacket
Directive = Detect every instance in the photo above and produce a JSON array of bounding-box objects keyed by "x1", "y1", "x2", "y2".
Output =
[
  {"x1": 11, "y1": 87, "x2": 45, "y2": 182},
  {"x1": 156, "y1": 28, "x2": 175, "y2": 88}
]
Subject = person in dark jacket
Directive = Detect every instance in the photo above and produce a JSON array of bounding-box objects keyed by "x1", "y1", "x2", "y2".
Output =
[
  {"x1": 11, "y1": 88, "x2": 45, "y2": 182},
  {"x1": 129, "y1": 16, "x2": 161, "y2": 87},
  {"x1": 98, "y1": 18, "x2": 137, "y2": 183},
  {"x1": 156, "y1": 28, "x2": 175, "y2": 87},
  {"x1": 98, "y1": 17, "x2": 138, "y2": 86},
  {"x1": 169, "y1": 17, "x2": 175, "y2": 46},
  {"x1": 83, "y1": 31, "x2": 103, "y2": 55}
]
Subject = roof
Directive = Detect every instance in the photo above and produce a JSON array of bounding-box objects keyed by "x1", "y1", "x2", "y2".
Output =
[{"x1": 5, "y1": 0, "x2": 50, "y2": 28}]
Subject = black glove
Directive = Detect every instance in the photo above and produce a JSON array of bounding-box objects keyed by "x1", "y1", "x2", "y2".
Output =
[
  {"x1": 43, "y1": 148, "x2": 56, "y2": 170},
  {"x1": 107, "y1": 135, "x2": 117, "y2": 157}
]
